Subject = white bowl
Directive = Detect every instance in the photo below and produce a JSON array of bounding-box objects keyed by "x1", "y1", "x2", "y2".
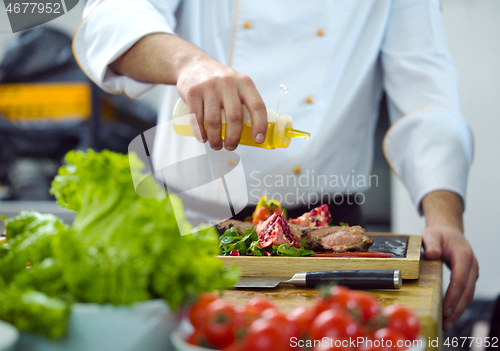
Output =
[
  {"x1": 17, "y1": 299, "x2": 180, "y2": 351},
  {"x1": 0, "y1": 321, "x2": 19, "y2": 351}
]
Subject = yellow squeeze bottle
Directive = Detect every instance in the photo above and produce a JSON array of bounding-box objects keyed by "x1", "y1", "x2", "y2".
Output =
[{"x1": 172, "y1": 98, "x2": 309, "y2": 149}]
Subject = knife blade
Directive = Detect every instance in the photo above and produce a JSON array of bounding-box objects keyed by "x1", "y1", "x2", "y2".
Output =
[{"x1": 234, "y1": 270, "x2": 401, "y2": 289}]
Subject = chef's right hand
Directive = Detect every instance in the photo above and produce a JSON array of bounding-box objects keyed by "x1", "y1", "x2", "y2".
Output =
[{"x1": 176, "y1": 56, "x2": 268, "y2": 151}]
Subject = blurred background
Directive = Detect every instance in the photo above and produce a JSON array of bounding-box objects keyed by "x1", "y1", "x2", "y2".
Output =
[{"x1": 0, "y1": 0, "x2": 499, "y2": 344}]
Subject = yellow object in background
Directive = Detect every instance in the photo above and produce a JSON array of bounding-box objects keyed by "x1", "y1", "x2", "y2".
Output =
[{"x1": 0, "y1": 82, "x2": 91, "y2": 121}]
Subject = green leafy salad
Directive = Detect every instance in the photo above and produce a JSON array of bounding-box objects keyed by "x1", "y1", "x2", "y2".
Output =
[
  {"x1": 219, "y1": 227, "x2": 314, "y2": 257},
  {"x1": 0, "y1": 150, "x2": 238, "y2": 339}
]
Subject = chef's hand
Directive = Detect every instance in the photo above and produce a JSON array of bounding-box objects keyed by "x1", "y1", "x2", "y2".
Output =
[
  {"x1": 109, "y1": 33, "x2": 267, "y2": 151},
  {"x1": 421, "y1": 190, "x2": 479, "y2": 333},
  {"x1": 176, "y1": 55, "x2": 267, "y2": 151}
]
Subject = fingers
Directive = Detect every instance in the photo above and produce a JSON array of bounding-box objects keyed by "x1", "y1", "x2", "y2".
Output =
[
  {"x1": 185, "y1": 92, "x2": 206, "y2": 143},
  {"x1": 421, "y1": 228, "x2": 442, "y2": 260},
  {"x1": 442, "y1": 240, "x2": 479, "y2": 331},
  {"x1": 422, "y1": 225, "x2": 479, "y2": 332},
  {"x1": 239, "y1": 76, "x2": 267, "y2": 144},
  {"x1": 443, "y1": 249, "x2": 470, "y2": 321},
  {"x1": 203, "y1": 89, "x2": 223, "y2": 150},
  {"x1": 177, "y1": 58, "x2": 265, "y2": 149},
  {"x1": 221, "y1": 85, "x2": 244, "y2": 151}
]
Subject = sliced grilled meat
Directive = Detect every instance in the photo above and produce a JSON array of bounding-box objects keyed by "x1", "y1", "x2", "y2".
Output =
[
  {"x1": 303, "y1": 225, "x2": 373, "y2": 252},
  {"x1": 215, "y1": 219, "x2": 373, "y2": 253},
  {"x1": 215, "y1": 219, "x2": 255, "y2": 235}
]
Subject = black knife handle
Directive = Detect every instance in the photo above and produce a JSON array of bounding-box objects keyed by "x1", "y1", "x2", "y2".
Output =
[{"x1": 305, "y1": 270, "x2": 401, "y2": 289}]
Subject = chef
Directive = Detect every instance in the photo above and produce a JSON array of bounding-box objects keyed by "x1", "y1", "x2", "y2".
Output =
[{"x1": 73, "y1": 0, "x2": 478, "y2": 332}]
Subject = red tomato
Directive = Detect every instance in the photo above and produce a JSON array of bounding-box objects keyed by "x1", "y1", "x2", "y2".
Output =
[
  {"x1": 315, "y1": 286, "x2": 361, "y2": 317},
  {"x1": 313, "y1": 340, "x2": 352, "y2": 351},
  {"x1": 202, "y1": 300, "x2": 237, "y2": 349},
  {"x1": 261, "y1": 308, "x2": 300, "y2": 340},
  {"x1": 310, "y1": 309, "x2": 360, "y2": 341},
  {"x1": 271, "y1": 206, "x2": 283, "y2": 216},
  {"x1": 188, "y1": 293, "x2": 218, "y2": 330},
  {"x1": 367, "y1": 328, "x2": 408, "y2": 351},
  {"x1": 246, "y1": 298, "x2": 278, "y2": 315},
  {"x1": 383, "y1": 305, "x2": 420, "y2": 341},
  {"x1": 186, "y1": 329, "x2": 211, "y2": 348},
  {"x1": 223, "y1": 342, "x2": 244, "y2": 351},
  {"x1": 252, "y1": 206, "x2": 271, "y2": 224},
  {"x1": 232, "y1": 304, "x2": 262, "y2": 341},
  {"x1": 287, "y1": 306, "x2": 316, "y2": 334},
  {"x1": 241, "y1": 304, "x2": 262, "y2": 323},
  {"x1": 241, "y1": 318, "x2": 292, "y2": 351},
  {"x1": 348, "y1": 291, "x2": 380, "y2": 323}
]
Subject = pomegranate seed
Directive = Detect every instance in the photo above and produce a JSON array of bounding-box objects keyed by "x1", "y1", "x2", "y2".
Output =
[
  {"x1": 265, "y1": 252, "x2": 272, "y2": 256},
  {"x1": 230, "y1": 250, "x2": 240, "y2": 256},
  {"x1": 294, "y1": 242, "x2": 301, "y2": 248}
]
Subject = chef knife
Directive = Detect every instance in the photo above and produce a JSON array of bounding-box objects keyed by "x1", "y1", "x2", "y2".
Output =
[{"x1": 234, "y1": 270, "x2": 401, "y2": 289}]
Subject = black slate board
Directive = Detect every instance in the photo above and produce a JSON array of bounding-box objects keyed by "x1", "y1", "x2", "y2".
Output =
[{"x1": 370, "y1": 235, "x2": 409, "y2": 258}]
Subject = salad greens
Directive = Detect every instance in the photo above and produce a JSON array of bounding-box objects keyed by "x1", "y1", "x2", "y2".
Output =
[
  {"x1": 0, "y1": 150, "x2": 238, "y2": 339},
  {"x1": 219, "y1": 227, "x2": 314, "y2": 257}
]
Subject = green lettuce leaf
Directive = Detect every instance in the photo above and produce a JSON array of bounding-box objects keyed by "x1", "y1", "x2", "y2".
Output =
[
  {"x1": 0, "y1": 149, "x2": 239, "y2": 338},
  {"x1": 0, "y1": 211, "x2": 67, "y2": 283},
  {"x1": 219, "y1": 228, "x2": 314, "y2": 257},
  {"x1": 0, "y1": 287, "x2": 70, "y2": 340}
]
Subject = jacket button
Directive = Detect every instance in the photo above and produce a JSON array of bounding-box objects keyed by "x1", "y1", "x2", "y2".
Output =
[
  {"x1": 317, "y1": 28, "x2": 325, "y2": 36},
  {"x1": 243, "y1": 21, "x2": 252, "y2": 29},
  {"x1": 306, "y1": 96, "x2": 314, "y2": 104}
]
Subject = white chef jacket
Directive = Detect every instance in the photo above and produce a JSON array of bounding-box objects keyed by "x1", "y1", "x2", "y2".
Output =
[{"x1": 73, "y1": 0, "x2": 473, "y2": 214}]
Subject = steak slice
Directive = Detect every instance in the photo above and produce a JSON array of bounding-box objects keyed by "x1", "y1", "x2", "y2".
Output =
[
  {"x1": 215, "y1": 219, "x2": 373, "y2": 253},
  {"x1": 304, "y1": 225, "x2": 373, "y2": 252},
  {"x1": 215, "y1": 219, "x2": 255, "y2": 235}
]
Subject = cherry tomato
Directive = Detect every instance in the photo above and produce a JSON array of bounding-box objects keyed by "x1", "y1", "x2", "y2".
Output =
[
  {"x1": 223, "y1": 342, "x2": 244, "y2": 351},
  {"x1": 313, "y1": 340, "x2": 352, "y2": 351},
  {"x1": 310, "y1": 309, "x2": 360, "y2": 341},
  {"x1": 202, "y1": 300, "x2": 236, "y2": 349},
  {"x1": 368, "y1": 328, "x2": 408, "y2": 351},
  {"x1": 315, "y1": 286, "x2": 361, "y2": 318},
  {"x1": 348, "y1": 291, "x2": 380, "y2": 323},
  {"x1": 271, "y1": 206, "x2": 283, "y2": 216},
  {"x1": 188, "y1": 293, "x2": 218, "y2": 330},
  {"x1": 186, "y1": 329, "x2": 211, "y2": 348},
  {"x1": 246, "y1": 297, "x2": 278, "y2": 315},
  {"x1": 241, "y1": 318, "x2": 292, "y2": 351},
  {"x1": 252, "y1": 206, "x2": 271, "y2": 224},
  {"x1": 383, "y1": 305, "x2": 420, "y2": 341},
  {"x1": 261, "y1": 308, "x2": 299, "y2": 340},
  {"x1": 287, "y1": 306, "x2": 316, "y2": 334},
  {"x1": 232, "y1": 304, "x2": 262, "y2": 341}
]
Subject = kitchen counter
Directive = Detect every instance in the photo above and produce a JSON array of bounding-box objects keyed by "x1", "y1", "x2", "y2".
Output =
[{"x1": 223, "y1": 259, "x2": 442, "y2": 351}]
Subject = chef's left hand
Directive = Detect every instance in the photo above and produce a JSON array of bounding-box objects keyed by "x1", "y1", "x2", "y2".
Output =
[{"x1": 421, "y1": 190, "x2": 479, "y2": 333}]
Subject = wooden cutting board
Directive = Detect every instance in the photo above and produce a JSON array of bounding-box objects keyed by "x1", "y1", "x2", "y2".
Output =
[{"x1": 219, "y1": 233, "x2": 422, "y2": 279}]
